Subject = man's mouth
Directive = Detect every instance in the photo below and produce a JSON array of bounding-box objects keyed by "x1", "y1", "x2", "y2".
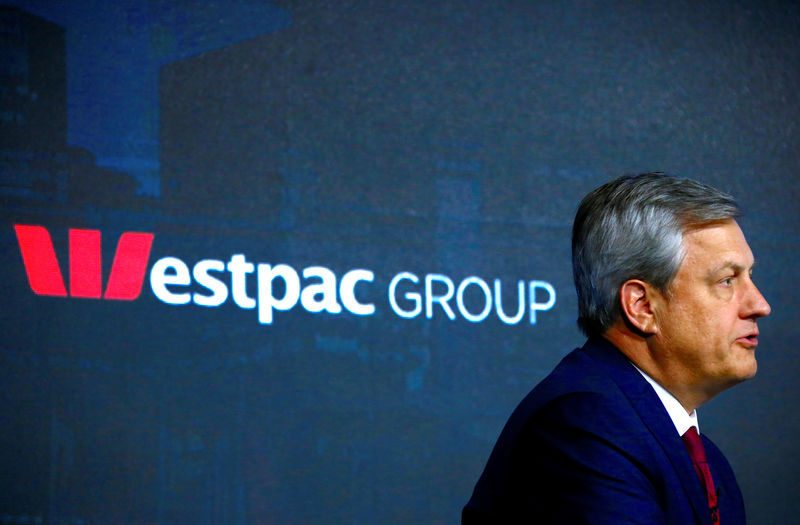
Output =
[{"x1": 736, "y1": 331, "x2": 759, "y2": 347}]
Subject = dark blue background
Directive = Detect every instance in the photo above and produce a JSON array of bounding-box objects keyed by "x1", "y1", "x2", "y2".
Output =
[{"x1": 2, "y1": 1, "x2": 798, "y2": 523}]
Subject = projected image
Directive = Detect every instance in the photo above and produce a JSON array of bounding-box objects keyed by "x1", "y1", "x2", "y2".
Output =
[{"x1": 1, "y1": 2, "x2": 798, "y2": 524}]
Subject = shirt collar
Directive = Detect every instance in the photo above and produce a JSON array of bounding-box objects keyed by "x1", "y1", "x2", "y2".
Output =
[{"x1": 631, "y1": 363, "x2": 699, "y2": 436}]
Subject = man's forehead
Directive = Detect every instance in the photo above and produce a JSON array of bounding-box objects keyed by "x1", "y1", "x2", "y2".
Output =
[{"x1": 680, "y1": 220, "x2": 755, "y2": 269}]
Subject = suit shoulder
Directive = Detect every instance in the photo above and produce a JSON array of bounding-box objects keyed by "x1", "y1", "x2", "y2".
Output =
[
  {"x1": 464, "y1": 384, "x2": 664, "y2": 524},
  {"x1": 475, "y1": 351, "x2": 653, "y2": 493},
  {"x1": 464, "y1": 342, "x2": 674, "y2": 524},
  {"x1": 510, "y1": 344, "x2": 631, "y2": 423}
]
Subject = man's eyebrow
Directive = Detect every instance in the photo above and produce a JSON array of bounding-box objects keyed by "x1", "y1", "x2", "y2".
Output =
[{"x1": 708, "y1": 260, "x2": 755, "y2": 276}]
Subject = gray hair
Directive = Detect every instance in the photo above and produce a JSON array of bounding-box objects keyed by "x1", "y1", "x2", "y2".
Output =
[{"x1": 572, "y1": 172, "x2": 740, "y2": 337}]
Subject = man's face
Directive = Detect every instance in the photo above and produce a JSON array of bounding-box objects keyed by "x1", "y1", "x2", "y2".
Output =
[{"x1": 652, "y1": 219, "x2": 771, "y2": 398}]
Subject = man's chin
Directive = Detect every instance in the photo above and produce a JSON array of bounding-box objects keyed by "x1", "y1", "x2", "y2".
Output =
[
  {"x1": 715, "y1": 359, "x2": 757, "y2": 392},
  {"x1": 732, "y1": 357, "x2": 758, "y2": 383}
]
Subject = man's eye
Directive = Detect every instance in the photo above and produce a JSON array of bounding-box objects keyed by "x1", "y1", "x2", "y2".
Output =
[{"x1": 720, "y1": 277, "x2": 734, "y2": 287}]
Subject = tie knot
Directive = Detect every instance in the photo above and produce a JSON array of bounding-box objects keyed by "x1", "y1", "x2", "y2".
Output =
[{"x1": 682, "y1": 426, "x2": 707, "y2": 463}]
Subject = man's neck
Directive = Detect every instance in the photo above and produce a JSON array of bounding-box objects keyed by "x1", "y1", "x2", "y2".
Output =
[{"x1": 602, "y1": 327, "x2": 707, "y2": 414}]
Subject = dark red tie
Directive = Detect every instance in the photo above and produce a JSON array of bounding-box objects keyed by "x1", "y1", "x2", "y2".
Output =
[{"x1": 682, "y1": 427, "x2": 720, "y2": 525}]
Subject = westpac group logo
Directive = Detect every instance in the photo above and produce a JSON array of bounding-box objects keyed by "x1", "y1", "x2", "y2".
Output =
[{"x1": 13, "y1": 225, "x2": 557, "y2": 325}]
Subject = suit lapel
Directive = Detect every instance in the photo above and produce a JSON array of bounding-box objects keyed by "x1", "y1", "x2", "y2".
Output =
[{"x1": 582, "y1": 338, "x2": 712, "y2": 525}]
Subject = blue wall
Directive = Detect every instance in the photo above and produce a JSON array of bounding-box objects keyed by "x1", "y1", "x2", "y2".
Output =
[{"x1": 1, "y1": 1, "x2": 798, "y2": 523}]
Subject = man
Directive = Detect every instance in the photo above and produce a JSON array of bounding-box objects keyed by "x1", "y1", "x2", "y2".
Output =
[{"x1": 463, "y1": 173, "x2": 770, "y2": 524}]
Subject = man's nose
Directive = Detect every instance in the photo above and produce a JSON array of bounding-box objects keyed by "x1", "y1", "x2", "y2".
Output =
[{"x1": 744, "y1": 280, "x2": 771, "y2": 319}]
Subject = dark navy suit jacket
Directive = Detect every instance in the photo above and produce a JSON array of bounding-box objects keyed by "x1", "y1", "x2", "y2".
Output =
[{"x1": 463, "y1": 337, "x2": 746, "y2": 524}]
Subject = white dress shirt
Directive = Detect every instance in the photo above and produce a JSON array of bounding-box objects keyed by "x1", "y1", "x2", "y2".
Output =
[{"x1": 632, "y1": 363, "x2": 699, "y2": 436}]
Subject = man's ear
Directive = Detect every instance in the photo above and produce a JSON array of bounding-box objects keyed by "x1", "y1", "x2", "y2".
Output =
[{"x1": 619, "y1": 279, "x2": 659, "y2": 335}]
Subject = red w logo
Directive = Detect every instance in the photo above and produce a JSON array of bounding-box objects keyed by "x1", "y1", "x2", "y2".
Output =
[{"x1": 14, "y1": 225, "x2": 154, "y2": 300}]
